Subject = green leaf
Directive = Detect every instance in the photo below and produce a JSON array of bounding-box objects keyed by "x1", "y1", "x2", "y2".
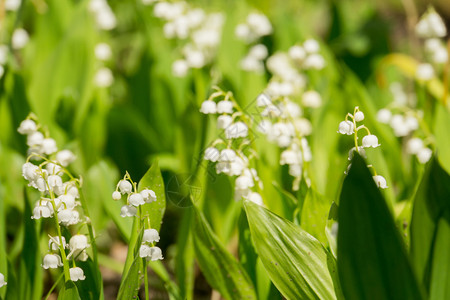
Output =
[
  {"x1": 410, "y1": 156, "x2": 450, "y2": 295},
  {"x1": 138, "y1": 159, "x2": 166, "y2": 232},
  {"x1": 338, "y1": 154, "x2": 423, "y2": 300},
  {"x1": 58, "y1": 281, "x2": 81, "y2": 300},
  {"x1": 117, "y1": 255, "x2": 143, "y2": 300},
  {"x1": 429, "y1": 218, "x2": 450, "y2": 300},
  {"x1": 244, "y1": 200, "x2": 338, "y2": 300},
  {"x1": 301, "y1": 188, "x2": 330, "y2": 245},
  {"x1": 434, "y1": 104, "x2": 450, "y2": 174},
  {"x1": 192, "y1": 205, "x2": 257, "y2": 300}
]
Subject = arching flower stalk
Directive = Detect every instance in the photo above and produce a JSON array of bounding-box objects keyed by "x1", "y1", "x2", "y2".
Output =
[
  {"x1": 201, "y1": 87, "x2": 264, "y2": 205},
  {"x1": 18, "y1": 114, "x2": 95, "y2": 282},
  {"x1": 338, "y1": 106, "x2": 388, "y2": 189}
]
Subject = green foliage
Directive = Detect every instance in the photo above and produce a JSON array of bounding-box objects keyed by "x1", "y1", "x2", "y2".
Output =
[
  {"x1": 244, "y1": 200, "x2": 339, "y2": 300},
  {"x1": 192, "y1": 205, "x2": 257, "y2": 300},
  {"x1": 338, "y1": 154, "x2": 423, "y2": 300}
]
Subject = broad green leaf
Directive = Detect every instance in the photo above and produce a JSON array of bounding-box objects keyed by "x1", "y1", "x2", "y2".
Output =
[
  {"x1": 410, "y1": 156, "x2": 450, "y2": 294},
  {"x1": 58, "y1": 281, "x2": 81, "y2": 300},
  {"x1": 301, "y1": 188, "x2": 330, "y2": 245},
  {"x1": 175, "y1": 209, "x2": 195, "y2": 300},
  {"x1": 148, "y1": 261, "x2": 182, "y2": 300},
  {"x1": 429, "y1": 218, "x2": 450, "y2": 300},
  {"x1": 434, "y1": 104, "x2": 450, "y2": 174},
  {"x1": 117, "y1": 255, "x2": 143, "y2": 300},
  {"x1": 19, "y1": 189, "x2": 43, "y2": 300},
  {"x1": 138, "y1": 159, "x2": 166, "y2": 232},
  {"x1": 244, "y1": 200, "x2": 338, "y2": 300},
  {"x1": 238, "y1": 210, "x2": 281, "y2": 300},
  {"x1": 192, "y1": 205, "x2": 257, "y2": 300},
  {"x1": 74, "y1": 259, "x2": 101, "y2": 300},
  {"x1": 338, "y1": 154, "x2": 423, "y2": 300}
]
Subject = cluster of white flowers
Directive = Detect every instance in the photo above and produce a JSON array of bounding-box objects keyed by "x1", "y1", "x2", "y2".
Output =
[
  {"x1": 240, "y1": 44, "x2": 269, "y2": 73},
  {"x1": 150, "y1": 1, "x2": 224, "y2": 77},
  {"x1": 236, "y1": 12, "x2": 272, "y2": 73},
  {"x1": 89, "y1": 0, "x2": 117, "y2": 31},
  {"x1": 139, "y1": 229, "x2": 163, "y2": 261},
  {"x1": 112, "y1": 173, "x2": 163, "y2": 261},
  {"x1": 255, "y1": 91, "x2": 315, "y2": 190},
  {"x1": 338, "y1": 107, "x2": 388, "y2": 189},
  {"x1": 376, "y1": 83, "x2": 432, "y2": 164},
  {"x1": 112, "y1": 173, "x2": 157, "y2": 217},
  {"x1": 0, "y1": 272, "x2": 6, "y2": 288},
  {"x1": 264, "y1": 40, "x2": 325, "y2": 100},
  {"x1": 415, "y1": 8, "x2": 448, "y2": 80},
  {"x1": 252, "y1": 41, "x2": 324, "y2": 189},
  {"x1": 94, "y1": 43, "x2": 114, "y2": 88},
  {"x1": 201, "y1": 89, "x2": 264, "y2": 205},
  {"x1": 18, "y1": 115, "x2": 90, "y2": 281},
  {"x1": 235, "y1": 12, "x2": 272, "y2": 44}
]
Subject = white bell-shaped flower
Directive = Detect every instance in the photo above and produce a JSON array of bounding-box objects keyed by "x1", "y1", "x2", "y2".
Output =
[
  {"x1": 41, "y1": 138, "x2": 58, "y2": 155},
  {"x1": 27, "y1": 131, "x2": 44, "y2": 147},
  {"x1": 373, "y1": 175, "x2": 388, "y2": 189},
  {"x1": 172, "y1": 59, "x2": 189, "y2": 77},
  {"x1": 139, "y1": 244, "x2": 152, "y2": 258},
  {"x1": 377, "y1": 109, "x2": 392, "y2": 124},
  {"x1": 94, "y1": 43, "x2": 112, "y2": 61},
  {"x1": 229, "y1": 156, "x2": 247, "y2": 176},
  {"x1": 256, "y1": 93, "x2": 271, "y2": 107},
  {"x1": 69, "y1": 267, "x2": 86, "y2": 281},
  {"x1": 204, "y1": 147, "x2": 220, "y2": 162},
  {"x1": 128, "y1": 193, "x2": 145, "y2": 207},
  {"x1": 288, "y1": 164, "x2": 302, "y2": 177},
  {"x1": 58, "y1": 209, "x2": 80, "y2": 226},
  {"x1": 302, "y1": 90, "x2": 322, "y2": 108},
  {"x1": 56, "y1": 150, "x2": 76, "y2": 167},
  {"x1": 219, "y1": 149, "x2": 236, "y2": 162},
  {"x1": 143, "y1": 229, "x2": 160, "y2": 243},
  {"x1": 22, "y1": 162, "x2": 40, "y2": 182},
  {"x1": 289, "y1": 45, "x2": 306, "y2": 61},
  {"x1": 141, "y1": 189, "x2": 157, "y2": 203},
  {"x1": 118, "y1": 180, "x2": 132, "y2": 194},
  {"x1": 406, "y1": 138, "x2": 424, "y2": 155},
  {"x1": 217, "y1": 115, "x2": 233, "y2": 129},
  {"x1": 199, "y1": 100, "x2": 217, "y2": 114},
  {"x1": 416, "y1": 63, "x2": 434, "y2": 81},
  {"x1": 354, "y1": 111, "x2": 364, "y2": 122},
  {"x1": 149, "y1": 246, "x2": 164, "y2": 261},
  {"x1": 94, "y1": 68, "x2": 114, "y2": 87},
  {"x1": 235, "y1": 175, "x2": 254, "y2": 190},
  {"x1": 246, "y1": 192, "x2": 263, "y2": 206},
  {"x1": 417, "y1": 147, "x2": 432, "y2": 164},
  {"x1": 280, "y1": 149, "x2": 301, "y2": 165},
  {"x1": 42, "y1": 254, "x2": 63, "y2": 269},
  {"x1": 69, "y1": 235, "x2": 89, "y2": 251},
  {"x1": 225, "y1": 122, "x2": 248, "y2": 139},
  {"x1": 48, "y1": 236, "x2": 67, "y2": 251},
  {"x1": 338, "y1": 121, "x2": 354, "y2": 135},
  {"x1": 0, "y1": 272, "x2": 6, "y2": 287},
  {"x1": 18, "y1": 119, "x2": 37, "y2": 135},
  {"x1": 303, "y1": 54, "x2": 325, "y2": 70},
  {"x1": 47, "y1": 175, "x2": 63, "y2": 191},
  {"x1": 217, "y1": 100, "x2": 233, "y2": 114},
  {"x1": 120, "y1": 205, "x2": 137, "y2": 217},
  {"x1": 32, "y1": 205, "x2": 52, "y2": 219},
  {"x1": 12, "y1": 28, "x2": 29, "y2": 49},
  {"x1": 303, "y1": 39, "x2": 320, "y2": 53},
  {"x1": 58, "y1": 194, "x2": 76, "y2": 210},
  {"x1": 362, "y1": 134, "x2": 380, "y2": 148},
  {"x1": 112, "y1": 191, "x2": 122, "y2": 201}
]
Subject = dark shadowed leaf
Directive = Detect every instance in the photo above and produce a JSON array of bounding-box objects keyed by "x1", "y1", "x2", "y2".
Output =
[{"x1": 338, "y1": 153, "x2": 423, "y2": 300}]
